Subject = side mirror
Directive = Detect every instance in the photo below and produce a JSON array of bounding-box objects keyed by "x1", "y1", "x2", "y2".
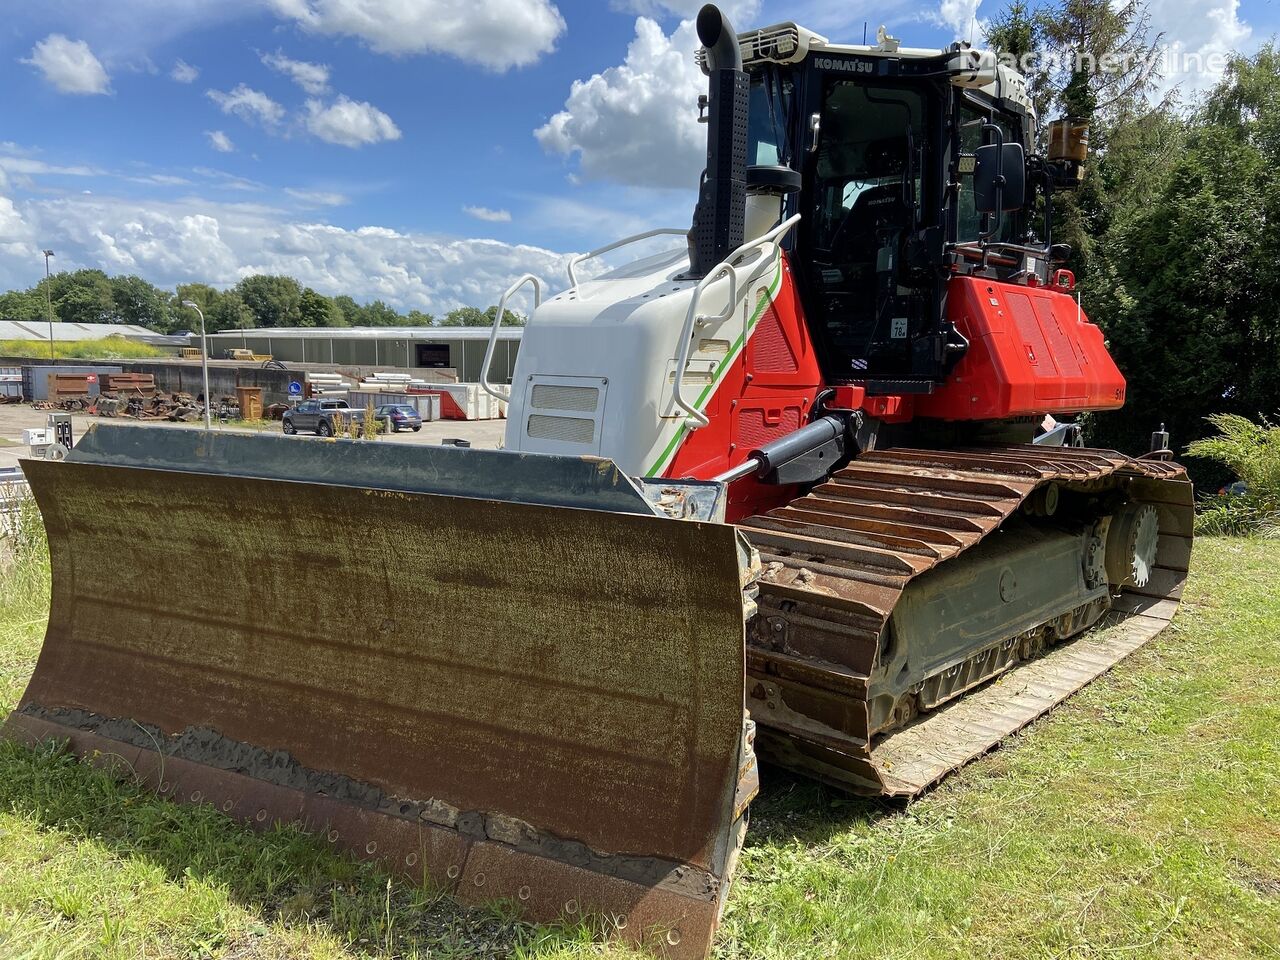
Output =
[{"x1": 973, "y1": 142, "x2": 1026, "y2": 213}]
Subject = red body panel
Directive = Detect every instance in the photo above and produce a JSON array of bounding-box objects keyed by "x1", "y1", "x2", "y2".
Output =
[
  {"x1": 663, "y1": 268, "x2": 1128, "y2": 521},
  {"x1": 915, "y1": 275, "x2": 1126, "y2": 420},
  {"x1": 664, "y1": 255, "x2": 824, "y2": 520}
]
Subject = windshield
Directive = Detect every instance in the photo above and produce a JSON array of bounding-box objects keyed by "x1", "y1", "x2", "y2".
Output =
[
  {"x1": 812, "y1": 82, "x2": 924, "y2": 251},
  {"x1": 747, "y1": 71, "x2": 793, "y2": 167}
]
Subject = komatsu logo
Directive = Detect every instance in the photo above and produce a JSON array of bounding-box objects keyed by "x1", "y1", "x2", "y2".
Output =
[{"x1": 815, "y1": 57, "x2": 874, "y2": 73}]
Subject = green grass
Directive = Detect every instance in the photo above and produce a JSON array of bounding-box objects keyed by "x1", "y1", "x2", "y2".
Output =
[
  {"x1": 0, "y1": 513, "x2": 1277, "y2": 959},
  {"x1": 0, "y1": 337, "x2": 169, "y2": 361}
]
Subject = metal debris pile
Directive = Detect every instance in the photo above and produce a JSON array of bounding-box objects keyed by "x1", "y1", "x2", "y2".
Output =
[{"x1": 34, "y1": 391, "x2": 243, "y2": 421}]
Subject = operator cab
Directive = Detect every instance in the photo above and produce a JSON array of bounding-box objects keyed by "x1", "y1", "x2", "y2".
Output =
[{"x1": 742, "y1": 25, "x2": 1048, "y2": 393}]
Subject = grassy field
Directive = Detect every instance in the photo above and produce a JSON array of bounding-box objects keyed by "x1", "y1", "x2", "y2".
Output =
[
  {"x1": 0, "y1": 338, "x2": 169, "y2": 361},
  {"x1": 0, "y1": 514, "x2": 1276, "y2": 960}
]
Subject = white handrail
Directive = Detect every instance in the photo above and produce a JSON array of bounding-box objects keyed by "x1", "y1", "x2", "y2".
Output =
[
  {"x1": 567, "y1": 228, "x2": 689, "y2": 288},
  {"x1": 671, "y1": 214, "x2": 802, "y2": 428},
  {"x1": 480, "y1": 274, "x2": 542, "y2": 402}
]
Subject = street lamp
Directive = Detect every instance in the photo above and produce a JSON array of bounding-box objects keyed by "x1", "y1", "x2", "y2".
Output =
[
  {"x1": 42, "y1": 250, "x2": 55, "y2": 361},
  {"x1": 179, "y1": 300, "x2": 212, "y2": 431}
]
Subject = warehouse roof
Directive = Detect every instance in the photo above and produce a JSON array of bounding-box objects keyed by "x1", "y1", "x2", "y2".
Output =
[
  {"x1": 0, "y1": 319, "x2": 158, "y2": 341},
  {"x1": 205, "y1": 326, "x2": 522, "y2": 340}
]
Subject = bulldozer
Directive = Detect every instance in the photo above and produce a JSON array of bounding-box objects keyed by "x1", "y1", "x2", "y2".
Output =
[{"x1": 5, "y1": 6, "x2": 1192, "y2": 958}]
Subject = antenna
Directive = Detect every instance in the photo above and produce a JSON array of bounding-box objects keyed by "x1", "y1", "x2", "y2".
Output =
[{"x1": 863, "y1": 21, "x2": 867, "y2": 44}]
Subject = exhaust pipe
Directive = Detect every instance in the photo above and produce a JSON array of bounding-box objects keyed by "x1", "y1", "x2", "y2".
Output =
[
  {"x1": 697, "y1": 3, "x2": 742, "y2": 71},
  {"x1": 687, "y1": 4, "x2": 748, "y2": 278}
]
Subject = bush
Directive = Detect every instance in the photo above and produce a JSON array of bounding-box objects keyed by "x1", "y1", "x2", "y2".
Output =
[{"x1": 1186, "y1": 413, "x2": 1280, "y2": 536}]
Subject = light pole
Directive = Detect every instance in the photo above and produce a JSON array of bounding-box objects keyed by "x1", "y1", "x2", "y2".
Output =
[
  {"x1": 180, "y1": 300, "x2": 212, "y2": 431},
  {"x1": 42, "y1": 250, "x2": 55, "y2": 361}
]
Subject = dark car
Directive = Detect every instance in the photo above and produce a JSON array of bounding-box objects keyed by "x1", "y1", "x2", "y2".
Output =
[
  {"x1": 283, "y1": 398, "x2": 366, "y2": 437},
  {"x1": 375, "y1": 403, "x2": 423, "y2": 432}
]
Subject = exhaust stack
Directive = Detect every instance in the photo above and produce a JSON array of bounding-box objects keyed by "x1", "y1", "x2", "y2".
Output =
[{"x1": 688, "y1": 4, "x2": 748, "y2": 278}]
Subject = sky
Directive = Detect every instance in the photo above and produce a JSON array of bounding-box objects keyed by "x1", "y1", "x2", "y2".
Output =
[{"x1": 0, "y1": 0, "x2": 1269, "y2": 315}]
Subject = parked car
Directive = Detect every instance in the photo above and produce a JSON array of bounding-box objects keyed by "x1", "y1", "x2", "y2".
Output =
[
  {"x1": 375, "y1": 403, "x2": 423, "y2": 433},
  {"x1": 282, "y1": 398, "x2": 366, "y2": 437}
]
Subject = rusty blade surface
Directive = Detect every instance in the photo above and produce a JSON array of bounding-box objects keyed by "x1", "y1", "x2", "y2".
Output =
[{"x1": 10, "y1": 450, "x2": 755, "y2": 959}]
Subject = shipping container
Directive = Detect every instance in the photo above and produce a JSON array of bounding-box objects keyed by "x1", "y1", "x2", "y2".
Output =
[{"x1": 23, "y1": 365, "x2": 122, "y2": 402}]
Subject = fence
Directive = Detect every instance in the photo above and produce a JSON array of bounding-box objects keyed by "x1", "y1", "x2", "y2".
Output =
[{"x1": 0, "y1": 469, "x2": 31, "y2": 539}]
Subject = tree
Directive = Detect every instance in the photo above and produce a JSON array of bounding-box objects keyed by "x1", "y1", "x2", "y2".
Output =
[
  {"x1": 332, "y1": 294, "x2": 363, "y2": 326},
  {"x1": 360, "y1": 300, "x2": 402, "y2": 326},
  {"x1": 175, "y1": 283, "x2": 221, "y2": 315},
  {"x1": 236, "y1": 274, "x2": 303, "y2": 328},
  {"x1": 1085, "y1": 45, "x2": 1280, "y2": 470},
  {"x1": 441, "y1": 306, "x2": 487, "y2": 327},
  {"x1": 298, "y1": 287, "x2": 345, "y2": 327},
  {"x1": 205, "y1": 290, "x2": 254, "y2": 332},
  {"x1": 111, "y1": 274, "x2": 174, "y2": 330},
  {"x1": 404, "y1": 309, "x2": 436, "y2": 326},
  {"x1": 986, "y1": 0, "x2": 1167, "y2": 272},
  {"x1": 484, "y1": 304, "x2": 526, "y2": 327},
  {"x1": 0, "y1": 289, "x2": 45, "y2": 321},
  {"x1": 33, "y1": 269, "x2": 116, "y2": 326}
]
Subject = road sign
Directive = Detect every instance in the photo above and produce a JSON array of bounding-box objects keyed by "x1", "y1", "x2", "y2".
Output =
[{"x1": 288, "y1": 380, "x2": 302, "y2": 397}]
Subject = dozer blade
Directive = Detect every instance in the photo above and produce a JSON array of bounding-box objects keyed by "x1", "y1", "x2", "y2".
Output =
[
  {"x1": 741, "y1": 445, "x2": 1194, "y2": 796},
  {"x1": 5, "y1": 425, "x2": 759, "y2": 959}
]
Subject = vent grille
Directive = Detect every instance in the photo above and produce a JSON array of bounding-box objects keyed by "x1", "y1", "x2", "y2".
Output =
[
  {"x1": 530, "y1": 384, "x2": 599, "y2": 413},
  {"x1": 697, "y1": 24, "x2": 818, "y2": 70},
  {"x1": 527, "y1": 414, "x2": 595, "y2": 444}
]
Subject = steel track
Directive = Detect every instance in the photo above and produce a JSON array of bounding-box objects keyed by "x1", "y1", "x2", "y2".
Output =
[{"x1": 740, "y1": 444, "x2": 1194, "y2": 796}]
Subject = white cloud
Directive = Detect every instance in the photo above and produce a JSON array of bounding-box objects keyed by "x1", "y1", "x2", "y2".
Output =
[
  {"x1": 303, "y1": 95, "x2": 401, "y2": 147},
  {"x1": 21, "y1": 34, "x2": 111, "y2": 95},
  {"x1": 171, "y1": 58, "x2": 199, "y2": 83},
  {"x1": 261, "y1": 49, "x2": 330, "y2": 94},
  {"x1": 610, "y1": 0, "x2": 760, "y2": 21},
  {"x1": 128, "y1": 173, "x2": 193, "y2": 186},
  {"x1": 463, "y1": 205, "x2": 512, "y2": 222},
  {"x1": 207, "y1": 84, "x2": 286, "y2": 127},
  {"x1": 934, "y1": 0, "x2": 983, "y2": 42},
  {"x1": 1148, "y1": 0, "x2": 1252, "y2": 94},
  {"x1": 0, "y1": 154, "x2": 103, "y2": 178},
  {"x1": 193, "y1": 167, "x2": 265, "y2": 191},
  {"x1": 536, "y1": 17, "x2": 706, "y2": 189},
  {"x1": 0, "y1": 195, "x2": 32, "y2": 247},
  {"x1": 285, "y1": 187, "x2": 349, "y2": 206},
  {"x1": 267, "y1": 0, "x2": 566, "y2": 70},
  {"x1": 206, "y1": 130, "x2": 235, "y2": 153},
  {"x1": 0, "y1": 187, "x2": 576, "y2": 313}
]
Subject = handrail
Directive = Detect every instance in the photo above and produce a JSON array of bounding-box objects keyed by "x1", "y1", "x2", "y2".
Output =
[
  {"x1": 567, "y1": 228, "x2": 688, "y2": 288},
  {"x1": 480, "y1": 274, "x2": 542, "y2": 402},
  {"x1": 672, "y1": 214, "x2": 802, "y2": 428}
]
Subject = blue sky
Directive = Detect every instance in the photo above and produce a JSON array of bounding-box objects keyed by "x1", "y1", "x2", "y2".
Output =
[{"x1": 0, "y1": 0, "x2": 1270, "y2": 313}]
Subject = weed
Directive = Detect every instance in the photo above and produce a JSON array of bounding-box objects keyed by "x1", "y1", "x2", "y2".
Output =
[{"x1": 0, "y1": 337, "x2": 168, "y2": 361}]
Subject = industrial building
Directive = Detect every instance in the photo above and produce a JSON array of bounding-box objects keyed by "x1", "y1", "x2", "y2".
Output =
[
  {"x1": 0, "y1": 319, "x2": 167, "y2": 343},
  {"x1": 204, "y1": 326, "x2": 523, "y2": 383}
]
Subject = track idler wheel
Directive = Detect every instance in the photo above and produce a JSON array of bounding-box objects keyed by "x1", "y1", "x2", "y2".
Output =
[{"x1": 1106, "y1": 503, "x2": 1159, "y2": 588}]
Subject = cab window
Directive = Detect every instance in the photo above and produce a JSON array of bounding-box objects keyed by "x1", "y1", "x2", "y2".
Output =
[
  {"x1": 956, "y1": 104, "x2": 1019, "y2": 242},
  {"x1": 811, "y1": 82, "x2": 924, "y2": 253},
  {"x1": 747, "y1": 71, "x2": 794, "y2": 167}
]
